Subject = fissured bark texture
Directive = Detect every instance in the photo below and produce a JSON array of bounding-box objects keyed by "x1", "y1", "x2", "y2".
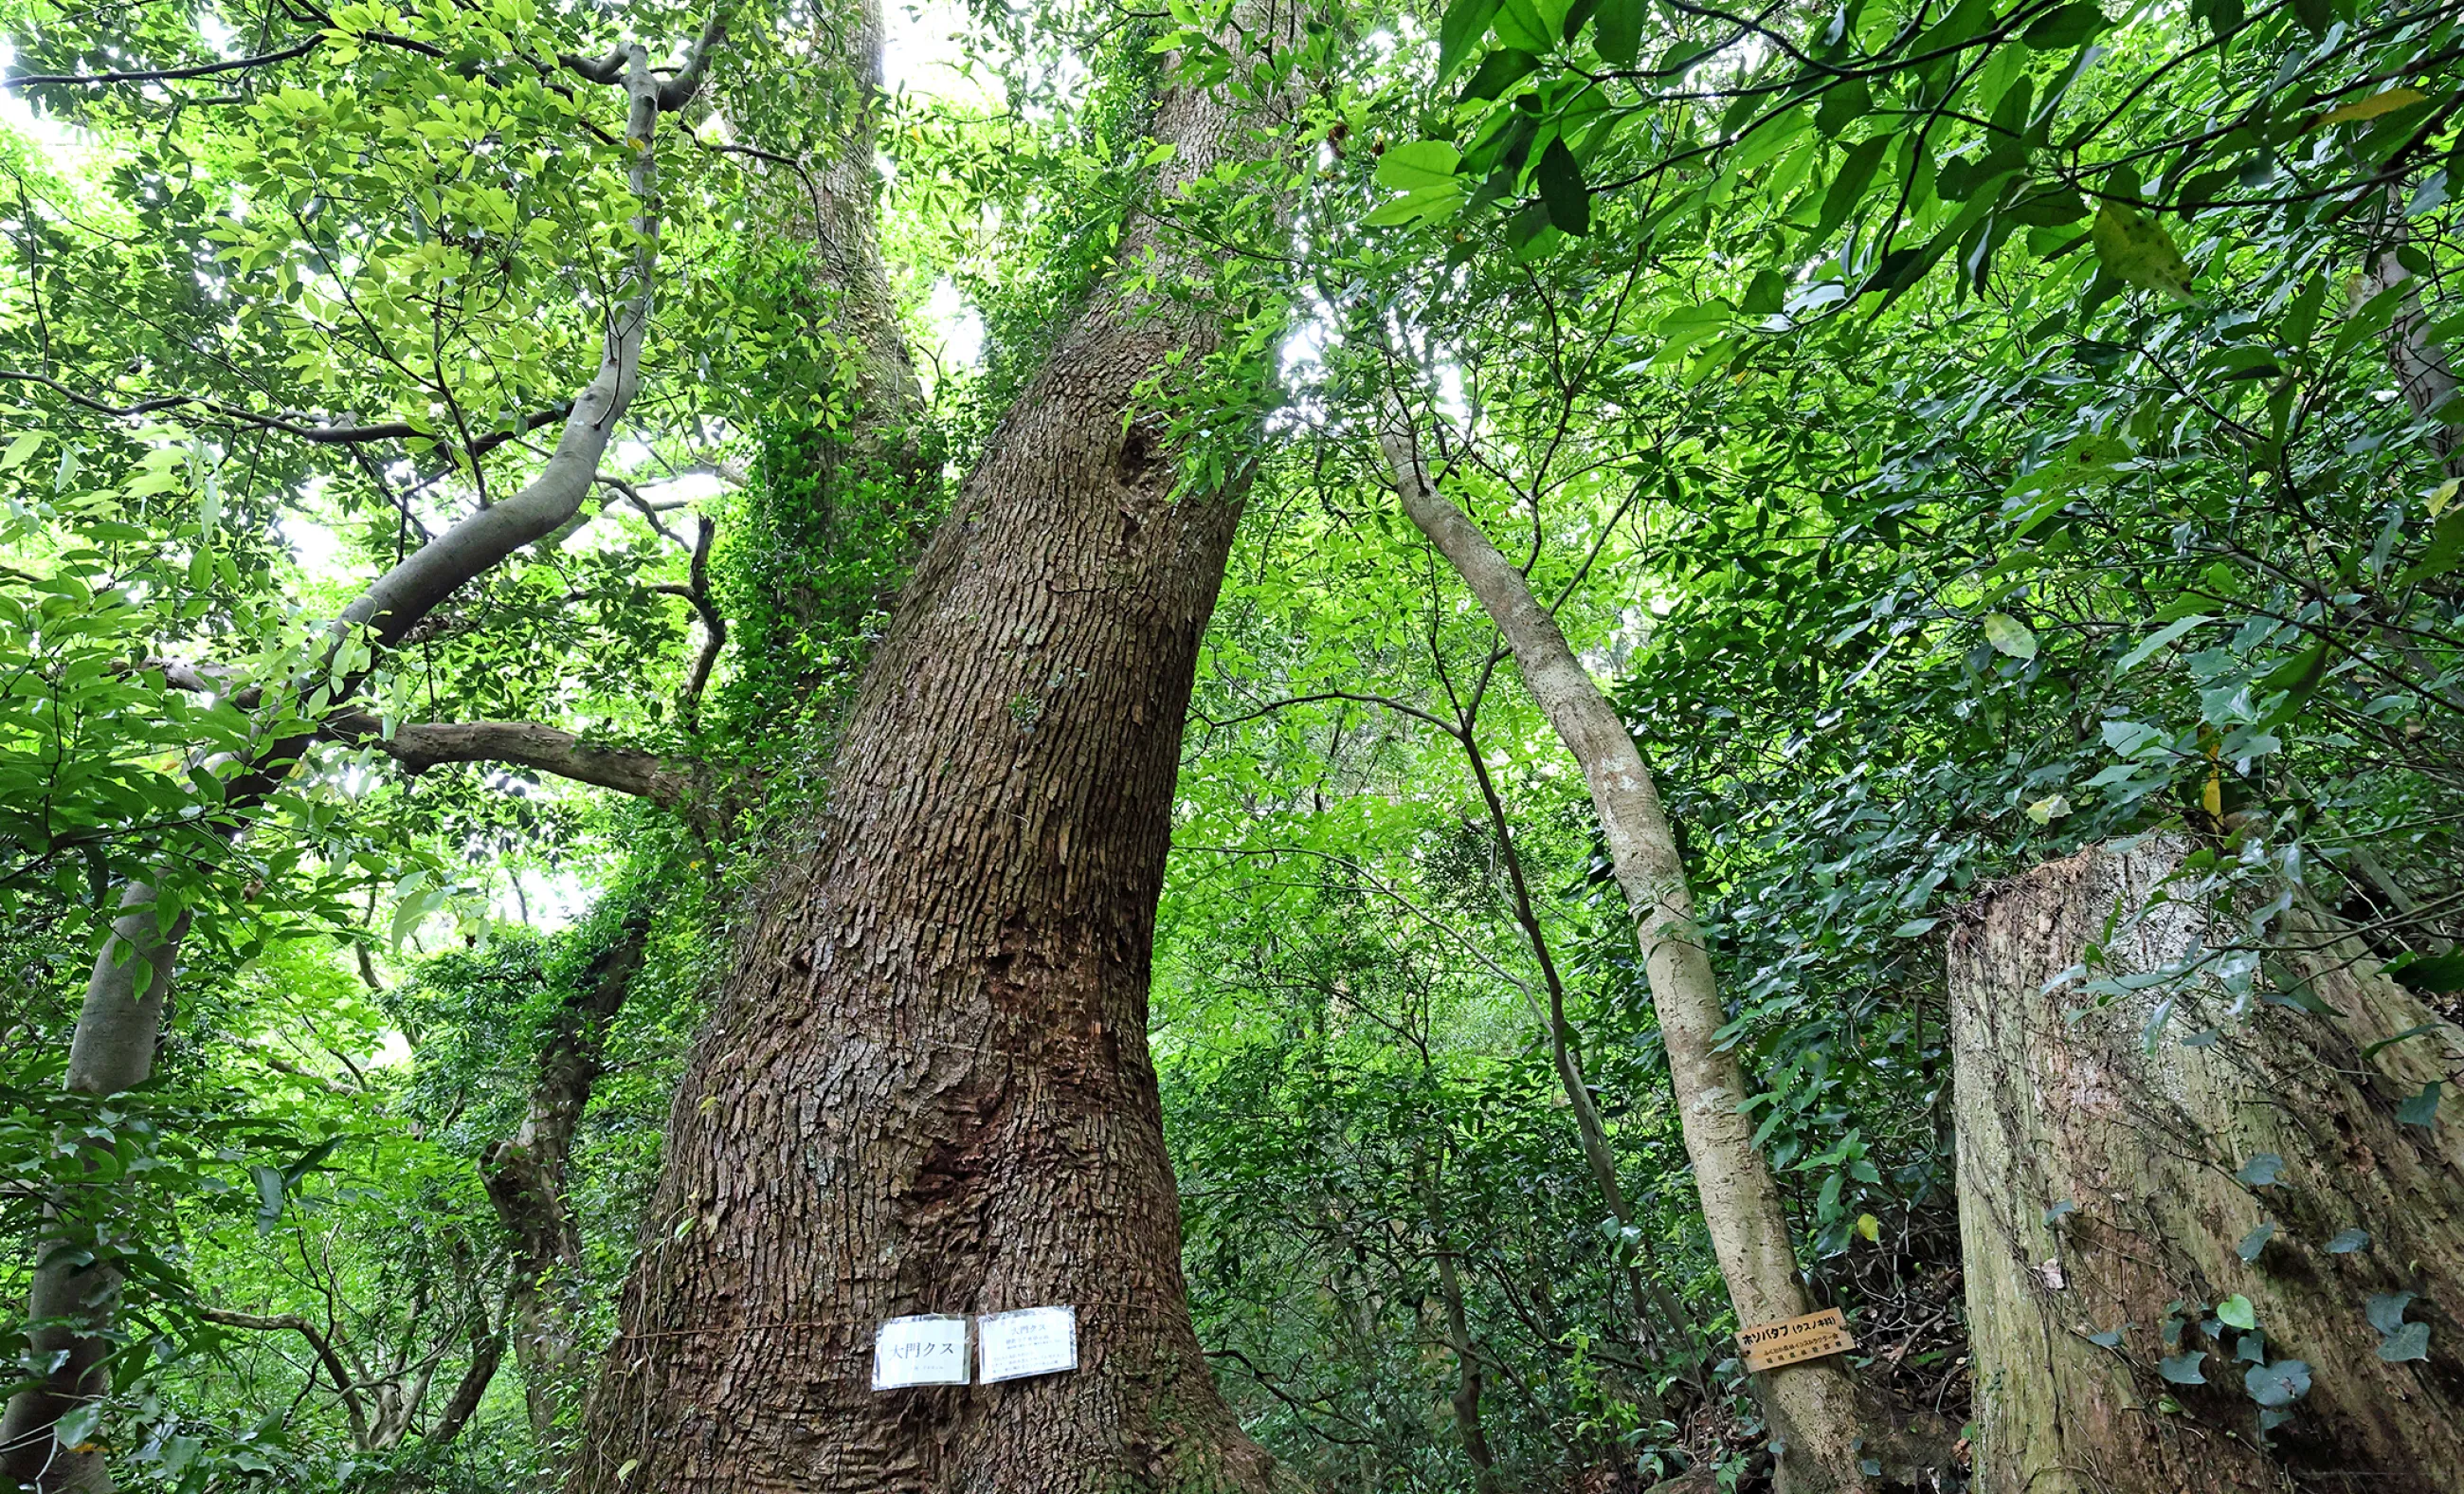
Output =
[
  {"x1": 568, "y1": 43, "x2": 1295, "y2": 1494},
  {"x1": 1951, "y1": 838, "x2": 2464, "y2": 1493}
]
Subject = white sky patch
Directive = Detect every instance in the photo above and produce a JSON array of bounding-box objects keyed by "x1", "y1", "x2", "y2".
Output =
[
  {"x1": 884, "y1": 1, "x2": 1004, "y2": 110},
  {"x1": 921, "y1": 277, "x2": 985, "y2": 372}
]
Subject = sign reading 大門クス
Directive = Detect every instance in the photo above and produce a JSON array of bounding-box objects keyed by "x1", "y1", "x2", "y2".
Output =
[
  {"x1": 872, "y1": 1314, "x2": 969, "y2": 1389},
  {"x1": 978, "y1": 1305, "x2": 1078, "y2": 1384}
]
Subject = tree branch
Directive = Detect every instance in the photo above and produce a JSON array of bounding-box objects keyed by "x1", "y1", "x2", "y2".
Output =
[
  {"x1": 2, "y1": 38, "x2": 321, "y2": 88},
  {"x1": 196, "y1": 1306, "x2": 371, "y2": 1448},
  {"x1": 0, "y1": 370, "x2": 569, "y2": 465},
  {"x1": 323, "y1": 712, "x2": 696, "y2": 808}
]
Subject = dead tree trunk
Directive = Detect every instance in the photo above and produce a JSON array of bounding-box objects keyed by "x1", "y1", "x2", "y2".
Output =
[
  {"x1": 567, "y1": 21, "x2": 1301, "y2": 1494},
  {"x1": 480, "y1": 904, "x2": 652, "y2": 1445},
  {"x1": 1951, "y1": 838, "x2": 2464, "y2": 1493}
]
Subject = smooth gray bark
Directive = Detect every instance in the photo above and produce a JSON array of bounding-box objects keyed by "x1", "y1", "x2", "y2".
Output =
[{"x1": 1378, "y1": 392, "x2": 1877, "y2": 1493}]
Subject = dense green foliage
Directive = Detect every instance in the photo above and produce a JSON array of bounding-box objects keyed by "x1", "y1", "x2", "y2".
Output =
[{"x1": 5, "y1": 0, "x2": 2462, "y2": 1488}]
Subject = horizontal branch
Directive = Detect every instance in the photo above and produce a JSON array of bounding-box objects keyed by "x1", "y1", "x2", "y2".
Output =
[
  {"x1": 2, "y1": 38, "x2": 320, "y2": 89},
  {"x1": 0, "y1": 370, "x2": 568, "y2": 463},
  {"x1": 196, "y1": 1305, "x2": 371, "y2": 1445},
  {"x1": 324, "y1": 711, "x2": 694, "y2": 808}
]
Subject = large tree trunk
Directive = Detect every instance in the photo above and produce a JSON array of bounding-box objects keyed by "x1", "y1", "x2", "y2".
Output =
[
  {"x1": 1377, "y1": 395, "x2": 1880, "y2": 1493},
  {"x1": 481, "y1": 905, "x2": 653, "y2": 1446},
  {"x1": 1951, "y1": 838, "x2": 2464, "y2": 1493},
  {"x1": 567, "y1": 24, "x2": 1300, "y2": 1494}
]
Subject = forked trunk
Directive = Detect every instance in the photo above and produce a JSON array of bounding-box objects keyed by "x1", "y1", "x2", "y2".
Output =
[
  {"x1": 568, "y1": 24, "x2": 1299, "y2": 1493},
  {"x1": 1951, "y1": 838, "x2": 2464, "y2": 1492}
]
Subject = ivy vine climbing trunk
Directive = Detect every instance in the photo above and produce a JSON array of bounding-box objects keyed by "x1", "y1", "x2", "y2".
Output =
[
  {"x1": 568, "y1": 16, "x2": 1302, "y2": 1493},
  {"x1": 1951, "y1": 838, "x2": 2464, "y2": 1494},
  {"x1": 481, "y1": 903, "x2": 654, "y2": 1447},
  {"x1": 1378, "y1": 392, "x2": 1888, "y2": 1494}
]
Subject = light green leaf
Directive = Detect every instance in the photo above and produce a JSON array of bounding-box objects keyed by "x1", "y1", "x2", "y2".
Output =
[
  {"x1": 2090, "y1": 201, "x2": 2196, "y2": 301},
  {"x1": 1374, "y1": 140, "x2": 1461, "y2": 191},
  {"x1": 1982, "y1": 612, "x2": 2038, "y2": 660}
]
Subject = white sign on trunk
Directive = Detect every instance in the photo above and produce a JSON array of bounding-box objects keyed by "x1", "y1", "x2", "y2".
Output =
[
  {"x1": 872, "y1": 1314, "x2": 970, "y2": 1389},
  {"x1": 977, "y1": 1305, "x2": 1078, "y2": 1384}
]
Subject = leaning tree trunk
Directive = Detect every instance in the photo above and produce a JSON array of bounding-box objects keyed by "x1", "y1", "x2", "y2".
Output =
[
  {"x1": 567, "y1": 22, "x2": 1301, "y2": 1494},
  {"x1": 1951, "y1": 838, "x2": 2464, "y2": 1493},
  {"x1": 1378, "y1": 394, "x2": 1885, "y2": 1493}
]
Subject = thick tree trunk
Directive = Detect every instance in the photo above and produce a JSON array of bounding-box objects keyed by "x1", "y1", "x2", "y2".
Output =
[
  {"x1": 481, "y1": 905, "x2": 653, "y2": 1445},
  {"x1": 568, "y1": 25, "x2": 1299, "y2": 1494},
  {"x1": 1378, "y1": 397, "x2": 1878, "y2": 1492},
  {"x1": 1950, "y1": 838, "x2": 2464, "y2": 1493}
]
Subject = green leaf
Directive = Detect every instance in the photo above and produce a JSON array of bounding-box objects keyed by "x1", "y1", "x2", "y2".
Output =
[
  {"x1": 1439, "y1": 0, "x2": 1507, "y2": 82},
  {"x1": 2021, "y1": 3, "x2": 2109, "y2": 48},
  {"x1": 1815, "y1": 78, "x2": 1870, "y2": 137},
  {"x1": 2380, "y1": 1321, "x2": 2431, "y2": 1362},
  {"x1": 2366, "y1": 1290, "x2": 2415, "y2": 1336},
  {"x1": 2234, "y1": 1154, "x2": 2283, "y2": 1188},
  {"x1": 1815, "y1": 135, "x2": 1893, "y2": 243},
  {"x1": 1535, "y1": 137, "x2": 1590, "y2": 236},
  {"x1": 1982, "y1": 612, "x2": 2038, "y2": 660},
  {"x1": 2159, "y1": 1350, "x2": 2207, "y2": 1384},
  {"x1": 1376, "y1": 140, "x2": 1462, "y2": 191},
  {"x1": 2090, "y1": 201, "x2": 2196, "y2": 301},
  {"x1": 2398, "y1": 1081, "x2": 2443, "y2": 1127},
  {"x1": 1593, "y1": 0, "x2": 1644, "y2": 65},
  {"x1": 2217, "y1": 1294, "x2": 2256, "y2": 1330},
  {"x1": 2391, "y1": 955, "x2": 2464, "y2": 994},
  {"x1": 2236, "y1": 1221, "x2": 2274, "y2": 1261},
  {"x1": 0, "y1": 431, "x2": 45, "y2": 472},
  {"x1": 2115, "y1": 614, "x2": 2210, "y2": 675},
  {"x1": 2244, "y1": 1358, "x2": 2310, "y2": 1408},
  {"x1": 2326, "y1": 1228, "x2": 2370, "y2": 1254},
  {"x1": 1492, "y1": 0, "x2": 1556, "y2": 53},
  {"x1": 1459, "y1": 47, "x2": 1540, "y2": 101}
]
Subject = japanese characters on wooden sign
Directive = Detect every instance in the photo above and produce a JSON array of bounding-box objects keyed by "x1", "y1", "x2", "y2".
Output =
[
  {"x1": 979, "y1": 1305, "x2": 1078, "y2": 1384},
  {"x1": 872, "y1": 1314, "x2": 970, "y2": 1389},
  {"x1": 1735, "y1": 1306, "x2": 1856, "y2": 1373}
]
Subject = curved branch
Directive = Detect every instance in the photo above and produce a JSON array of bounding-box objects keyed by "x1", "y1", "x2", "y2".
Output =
[
  {"x1": 2, "y1": 38, "x2": 320, "y2": 88},
  {"x1": 0, "y1": 370, "x2": 570, "y2": 465},
  {"x1": 324, "y1": 712, "x2": 695, "y2": 808},
  {"x1": 196, "y1": 1306, "x2": 371, "y2": 1448}
]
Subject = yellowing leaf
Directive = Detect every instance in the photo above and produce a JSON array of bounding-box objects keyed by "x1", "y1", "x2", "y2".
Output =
[
  {"x1": 0, "y1": 430, "x2": 45, "y2": 472},
  {"x1": 2091, "y1": 201, "x2": 2195, "y2": 301},
  {"x1": 1983, "y1": 612, "x2": 2038, "y2": 660},
  {"x1": 2427, "y1": 477, "x2": 2459, "y2": 519},
  {"x1": 1855, "y1": 1212, "x2": 1881, "y2": 1243},
  {"x1": 2316, "y1": 87, "x2": 2428, "y2": 128}
]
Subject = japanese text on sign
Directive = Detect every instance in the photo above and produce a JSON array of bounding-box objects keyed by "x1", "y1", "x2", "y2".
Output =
[
  {"x1": 872, "y1": 1314, "x2": 969, "y2": 1389},
  {"x1": 979, "y1": 1305, "x2": 1078, "y2": 1384},
  {"x1": 1735, "y1": 1306, "x2": 1856, "y2": 1374}
]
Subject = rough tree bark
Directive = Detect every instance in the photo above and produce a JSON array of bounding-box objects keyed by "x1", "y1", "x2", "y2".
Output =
[
  {"x1": 1378, "y1": 393, "x2": 1886, "y2": 1492},
  {"x1": 481, "y1": 903, "x2": 655, "y2": 1445},
  {"x1": 1951, "y1": 838, "x2": 2464, "y2": 1493},
  {"x1": 568, "y1": 15, "x2": 1304, "y2": 1492},
  {"x1": 0, "y1": 22, "x2": 728, "y2": 1488}
]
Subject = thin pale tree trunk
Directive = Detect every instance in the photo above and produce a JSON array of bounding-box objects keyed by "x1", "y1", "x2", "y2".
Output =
[
  {"x1": 1377, "y1": 393, "x2": 1877, "y2": 1494},
  {"x1": 568, "y1": 14, "x2": 1303, "y2": 1492}
]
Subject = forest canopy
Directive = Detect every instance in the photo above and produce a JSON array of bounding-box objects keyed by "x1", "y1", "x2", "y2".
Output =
[{"x1": 4, "y1": 0, "x2": 2463, "y2": 1491}]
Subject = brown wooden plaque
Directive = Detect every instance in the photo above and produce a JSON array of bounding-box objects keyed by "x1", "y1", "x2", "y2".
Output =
[{"x1": 1736, "y1": 1306, "x2": 1856, "y2": 1373}]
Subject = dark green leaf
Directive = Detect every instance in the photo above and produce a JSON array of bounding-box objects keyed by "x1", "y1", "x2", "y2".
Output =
[
  {"x1": 2022, "y1": 4, "x2": 2109, "y2": 49},
  {"x1": 1440, "y1": 0, "x2": 1507, "y2": 82},
  {"x1": 1815, "y1": 135, "x2": 1893, "y2": 243},
  {"x1": 1536, "y1": 136, "x2": 1591, "y2": 235},
  {"x1": 2244, "y1": 1358, "x2": 2311, "y2": 1408},
  {"x1": 2398, "y1": 1081, "x2": 2444, "y2": 1128},
  {"x1": 1460, "y1": 47, "x2": 1541, "y2": 101}
]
